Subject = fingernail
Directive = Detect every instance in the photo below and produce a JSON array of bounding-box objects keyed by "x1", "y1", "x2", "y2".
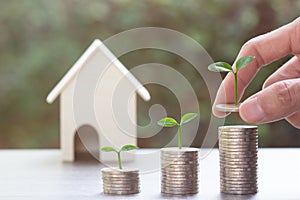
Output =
[{"x1": 240, "y1": 97, "x2": 265, "y2": 123}]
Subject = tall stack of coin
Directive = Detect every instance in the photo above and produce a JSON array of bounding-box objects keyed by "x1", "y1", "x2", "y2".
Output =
[
  {"x1": 161, "y1": 147, "x2": 199, "y2": 195},
  {"x1": 219, "y1": 125, "x2": 258, "y2": 195},
  {"x1": 101, "y1": 168, "x2": 140, "y2": 195}
]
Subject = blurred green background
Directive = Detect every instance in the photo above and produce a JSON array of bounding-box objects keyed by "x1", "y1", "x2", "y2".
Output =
[{"x1": 1, "y1": 0, "x2": 300, "y2": 149}]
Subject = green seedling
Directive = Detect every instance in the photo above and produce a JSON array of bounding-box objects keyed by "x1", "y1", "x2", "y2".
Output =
[
  {"x1": 101, "y1": 144, "x2": 138, "y2": 170},
  {"x1": 208, "y1": 56, "x2": 255, "y2": 106},
  {"x1": 157, "y1": 113, "x2": 198, "y2": 149}
]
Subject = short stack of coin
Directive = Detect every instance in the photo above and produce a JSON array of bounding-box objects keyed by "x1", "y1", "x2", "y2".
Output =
[
  {"x1": 101, "y1": 168, "x2": 140, "y2": 195},
  {"x1": 161, "y1": 147, "x2": 199, "y2": 195},
  {"x1": 219, "y1": 125, "x2": 258, "y2": 195}
]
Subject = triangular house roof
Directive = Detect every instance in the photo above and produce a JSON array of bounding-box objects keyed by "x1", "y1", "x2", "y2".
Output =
[{"x1": 46, "y1": 39, "x2": 150, "y2": 104}]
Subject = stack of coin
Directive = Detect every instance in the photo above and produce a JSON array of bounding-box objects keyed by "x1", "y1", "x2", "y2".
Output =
[
  {"x1": 161, "y1": 147, "x2": 199, "y2": 195},
  {"x1": 219, "y1": 125, "x2": 258, "y2": 195},
  {"x1": 101, "y1": 168, "x2": 140, "y2": 195}
]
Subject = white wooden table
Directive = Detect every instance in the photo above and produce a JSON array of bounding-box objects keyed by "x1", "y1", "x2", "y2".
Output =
[{"x1": 1, "y1": 149, "x2": 300, "y2": 199}]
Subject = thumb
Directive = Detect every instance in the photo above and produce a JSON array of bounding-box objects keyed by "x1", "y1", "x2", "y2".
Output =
[{"x1": 239, "y1": 78, "x2": 300, "y2": 124}]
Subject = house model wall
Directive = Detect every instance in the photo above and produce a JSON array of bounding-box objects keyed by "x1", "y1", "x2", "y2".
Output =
[{"x1": 46, "y1": 39, "x2": 150, "y2": 162}]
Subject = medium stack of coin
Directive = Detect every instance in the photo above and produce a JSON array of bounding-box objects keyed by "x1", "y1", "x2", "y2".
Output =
[
  {"x1": 101, "y1": 168, "x2": 140, "y2": 195},
  {"x1": 161, "y1": 147, "x2": 199, "y2": 195},
  {"x1": 219, "y1": 125, "x2": 258, "y2": 195}
]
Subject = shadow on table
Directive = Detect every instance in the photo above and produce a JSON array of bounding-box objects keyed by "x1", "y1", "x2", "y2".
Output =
[{"x1": 219, "y1": 193, "x2": 257, "y2": 200}]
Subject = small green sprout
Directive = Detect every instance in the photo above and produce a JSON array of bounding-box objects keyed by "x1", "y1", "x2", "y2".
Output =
[
  {"x1": 208, "y1": 56, "x2": 255, "y2": 106},
  {"x1": 157, "y1": 113, "x2": 198, "y2": 149},
  {"x1": 101, "y1": 144, "x2": 138, "y2": 170}
]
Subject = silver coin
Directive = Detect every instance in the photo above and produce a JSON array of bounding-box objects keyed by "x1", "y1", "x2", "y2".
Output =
[
  {"x1": 161, "y1": 161, "x2": 198, "y2": 166},
  {"x1": 102, "y1": 168, "x2": 139, "y2": 173},
  {"x1": 162, "y1": 168, "x2": 198, "y2": 172},
  {"x1": 220, "y1": 162, "x2": 257, "y2": 167},
  {"x1": 220, "y1": 184, "x2": 257, "y2": 190},
  {"x1": 161, "y1": 190, "x2": 198, "y2": 195},
  {"x1": 162, "y1": 174, "x2": 198, "y2": 179},
  {"x1": 102, "y1": 173, "x2": 139, "y2": 177},
  {"x1": 220, "y1": 172, "x2": 257, "y2": 177},
  {"x1": 220, "y1": 167, "x2": 256, "y2": 172},
  {"x1": 219, "y1": 158, "x2": 257, "y2": 162},
  {"x1": 220, "y1": 173, "x2": 256, "y2": 179},
  {"x1": 221, "y1": 175, "x2": 257, "y2": 180},
  {"x1": 161, "y1": 158, "x2": 199, "y2": 162},
  {"x1": 162, "y1": 182, "x2": 198, "y2": 188},
  {"x1": 103, "y1": 186, "x2": 140, "y2": 191},
  {"x1": 102, "y1": 177, "x2": 139, "y2": 181},
  {"x1": 219, "y1": 149, "x2": 257, "y2": 154},
  {"x1": 219, "y1": 130, "x2": 258, "y2": 134},
  {"x1": 219, "y1": 154, "x2": 257, "y2": 159},
  {"x1": 219, "y1": 125, "x2": 257, "y2": 131},
  {"x1": 161, "y1": 155, "x2": 198, "y2": 159},
  {"x1": 219, "y1": 146, "x2": 257, "y2": 151},
  {"x1": 219, "y1": 147, "x2": 257, "y2": 151},
  {"x1": 161, "y1": 186, "x2": 198, "y2": 192},
  {"x1": 221, "y1": 186, "x2": 257, "y2": 191},
  {"x1": 219, "y1": 143, "x2": 257, "y2": 148},
  {"x1": 161, "y1": 172, "x2": 198, "y2": 176},
  {"x1": 103, "y1": 188, "x2": 140, "y2": 193},
  {"x1": 220, "y1": 174, "x2": 257, "y2": 179},
  {"x1": 162, "y1": 166, "x2": 198, "y2": 170},
  {"x1": 103, "y1": 184, "x2": 140, "y2": 187},
  {"x1": 220, "y1": 182, "x2": 257, "y2": 187},
  {"x1": 216, "y1": 103, "x2": 240, "y2": 112},
  {"x1": 161, "y1": 158, "x2": 198, "y2": 163},
  {"x1": 219, "y1": 137, "x2": 258, "y2": 141},
  {"x1": 221, "y1": 188, "x2": 257, "y2": 193},
  {"x1": 102, "y1": 181, "x2": 139, "y2": 185},
  {"x1": 220, "y1": 184, "x2": 257, "y2": 189},
  {"x1": 220, "y1": 165, "x2": 257, "y2": 170},
  {"x1": 102, "y1": 181, "x2": 139, "y2": 186},
  {"x1": 221, "y1": 190, "x2": 257, "y2": 195},
  {"x1": 219, "y1": 131, "x2": 258, "y2": 135},
  {"x1": 162, "y1": 180, "x2": 198, "y2": 185},
  {"x1": 162, "y1": 191, "x2": 198, "y2": 195},
  {"x1": 219, "y1": 130, "x2": 258, "y2": 133},
  {"x1": 220, "y1": 168, "x2": 257, "y2": 174},
  {"x1": 162, "y1": 170, "x2": 198, "y2": 174},
  {"x1": 162, "y1": 179, "x2": 198, "y2": 184},
  {"x1": 220, "y1": 160, "x2": 257, "y2": 165},
  {"x1": 161, "y1": 188, "x2": 198, "y2": 194},
  {"x1": 220, "y1": 180, "x2": 257, "y2": 185},
  {"x1": 220, "y1": 154, "x2": 257, "y2": 159},
  {"x1": 161, "y1": 186, "x2": 198, "y2": 191},
  {"x1": 161, "y1": 147, "x2": 198, "y2": 153},
  {"x1": 219, "y1": 138, "x2": 257, "y2": 142},
  {"x1": 162, "y1": 174, "x2": 198, "y2": 178},
  {"x1": 221, "y1": 187, "x2": 257, "y2": 192},
  {"x1": 219, "y1": 150, "x2": 257, "y2": 154},
  {"x1": 103, "y1": 190, "x2": 140, "y2": 195}
]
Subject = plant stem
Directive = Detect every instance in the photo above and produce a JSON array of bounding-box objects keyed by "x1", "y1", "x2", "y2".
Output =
[
  {"x1": 178, "y1": 126, "x2": 182, "y2": 149},
  {"x1": 117, "y1": 151, "x2": 122, "y2": 170},
  {"x1": 234, "y1": 72, "x2": 238, "y2": 106}
]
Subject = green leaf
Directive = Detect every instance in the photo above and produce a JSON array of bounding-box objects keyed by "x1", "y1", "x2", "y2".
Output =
[
  {"x1": 157, "y1": 117, "x2": 179, "y2": 127},
  {"x1": 121, "y1": 144, "x2": 139, "y2": 151},
  {"x1": 180, "y1": 113, "x2": 198, "y2": 125},
  {"x1": 236, "y1": 56, "x2": 255, "y2": 71},
  {"x1": 101, "y1": 146, "x2": 117, "y2": 152},
  {"x1": 208, "y1": 62, "x2": 232, "y2": 72}
]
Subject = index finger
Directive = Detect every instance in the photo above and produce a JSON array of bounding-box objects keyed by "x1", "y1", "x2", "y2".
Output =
[{"x1": 213, "y1": 17, "x2": 300, "y2": 117}]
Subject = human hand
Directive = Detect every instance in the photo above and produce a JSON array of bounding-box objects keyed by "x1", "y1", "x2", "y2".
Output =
[{"x1": 213, "y1": 17, "x2": 300, "y2": 128}]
